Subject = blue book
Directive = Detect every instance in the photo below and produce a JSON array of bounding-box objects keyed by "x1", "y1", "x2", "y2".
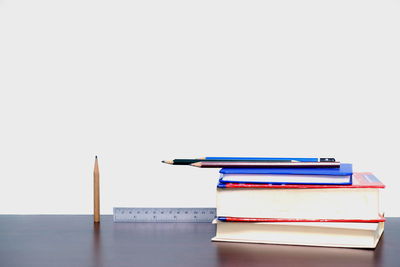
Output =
[{"x1": 218, "y1": 163, "x2": 353, "y2": 186}]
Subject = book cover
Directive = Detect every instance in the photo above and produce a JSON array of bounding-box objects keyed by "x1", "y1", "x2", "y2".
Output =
[
  {"x1": 219, "y1": 163, "x2": 352, "y2": 176},
  {"x1": 219, "y1": 164, "x2": 352, "y2": 185},
  {"x1": 217, "y1": 172, "x2": 384, "y2": 189}
]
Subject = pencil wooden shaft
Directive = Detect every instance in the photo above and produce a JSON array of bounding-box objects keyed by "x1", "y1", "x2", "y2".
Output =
[
  {"x1": 192, "y1": 161, "x2": 340, "y2": 168},
  {"x1": 94, "y1": 157, "x2": 100, "y2": 223},
  {"x1": 170, "y1": 159, "x2": 293, "y2": 165}
]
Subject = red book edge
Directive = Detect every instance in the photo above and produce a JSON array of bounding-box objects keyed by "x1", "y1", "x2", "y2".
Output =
[{"x1": 219, "y1": 215, "x2": 386, "y2": 223}]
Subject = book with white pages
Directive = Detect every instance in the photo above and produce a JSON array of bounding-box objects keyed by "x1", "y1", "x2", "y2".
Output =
[
  {"x1": 219, "y1": 164, "x2": 353, "y2": 185},
  {"x1": 212, "y1": 220, "x2": 384, "y2": 248}
]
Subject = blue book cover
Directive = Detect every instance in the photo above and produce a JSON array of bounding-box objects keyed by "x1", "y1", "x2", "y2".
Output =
[
  {"x1": 220, "y1": 163, "x2": 352, "y2": 175},
  {"x1": 218, "y1": 163, "x2": 353, "y2": 186}
]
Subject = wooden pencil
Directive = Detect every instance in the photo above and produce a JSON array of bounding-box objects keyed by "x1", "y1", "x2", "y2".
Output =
[
  {"x1": 93, "y1": 156, "x2": 100, "y2": 223},
  {"x1": 190, "y1": 161, "x2": 340, "y2": 168},
  {"x1": 162, "y1": 159, "x2": 295, "y2": 165}
]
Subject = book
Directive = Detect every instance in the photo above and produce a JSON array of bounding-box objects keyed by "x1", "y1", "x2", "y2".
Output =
[
  {"x1": 219, "y1": 163, "x2": 353, "y2": 185},
  {"x1": 217, "y1": 216, "x2": 385, "y2": 223},
  {"x1": 212, "y1": 220, "x2": 384, "y2": 248},
  {"x1": 216, "y1": 173, "x2": 384, "y2": 220}
]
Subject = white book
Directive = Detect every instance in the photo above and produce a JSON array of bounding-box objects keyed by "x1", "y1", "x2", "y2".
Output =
[
  {"x1": 216, "y1": 173, "x2": 384, "y2": 220},
  {"x1": 212, "y1": 221, "x2": 384, "y2": 248}
]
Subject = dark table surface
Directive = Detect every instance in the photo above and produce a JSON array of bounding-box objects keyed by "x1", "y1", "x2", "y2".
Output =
[{"x1": 0, "y1": 216, "x2": 399, "y2": 267}]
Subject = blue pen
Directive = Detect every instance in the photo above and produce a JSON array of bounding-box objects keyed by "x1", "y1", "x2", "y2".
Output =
[{"x1": 205, "y1": 157, "x2": 335, "y2": 162}]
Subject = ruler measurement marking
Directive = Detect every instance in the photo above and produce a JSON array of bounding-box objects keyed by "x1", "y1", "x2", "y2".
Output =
[{"x1": 113, "y1": 208, "x2": 216, "y2": 223}]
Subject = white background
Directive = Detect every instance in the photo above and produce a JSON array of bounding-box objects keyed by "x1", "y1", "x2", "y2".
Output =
[{"x1": 0, "y1": 0, "x2": 399, "y2": 215}]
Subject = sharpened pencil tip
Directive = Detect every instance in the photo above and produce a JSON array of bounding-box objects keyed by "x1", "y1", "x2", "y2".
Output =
[{"x1": 191, "y1": 162, "x2": 201, "y2": 167}]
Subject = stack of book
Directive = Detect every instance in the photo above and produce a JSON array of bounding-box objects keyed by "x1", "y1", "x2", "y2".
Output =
[
  {"x1": 162, "y1": 157, "x2": 385, "y2": 248},
  {"x1": 212, "y1": 163, "x2": 385, "y2": 248}
]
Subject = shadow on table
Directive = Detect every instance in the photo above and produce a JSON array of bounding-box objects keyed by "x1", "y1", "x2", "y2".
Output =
[
  {"x1": 92, "y1": 223, "x2": 104, "y2": 267},
  {"x1": 214, "y1": 234, "x2": 384, "y2": 267}
]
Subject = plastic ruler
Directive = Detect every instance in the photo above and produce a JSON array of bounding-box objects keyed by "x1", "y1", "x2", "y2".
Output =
[{"x1": 113, "y1": 207, "x2": 216, "y2": 223}]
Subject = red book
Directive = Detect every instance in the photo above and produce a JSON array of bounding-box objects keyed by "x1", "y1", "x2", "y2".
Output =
[{"x1": 218, "y1": 215, "x2": 386, "y2": 223}]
